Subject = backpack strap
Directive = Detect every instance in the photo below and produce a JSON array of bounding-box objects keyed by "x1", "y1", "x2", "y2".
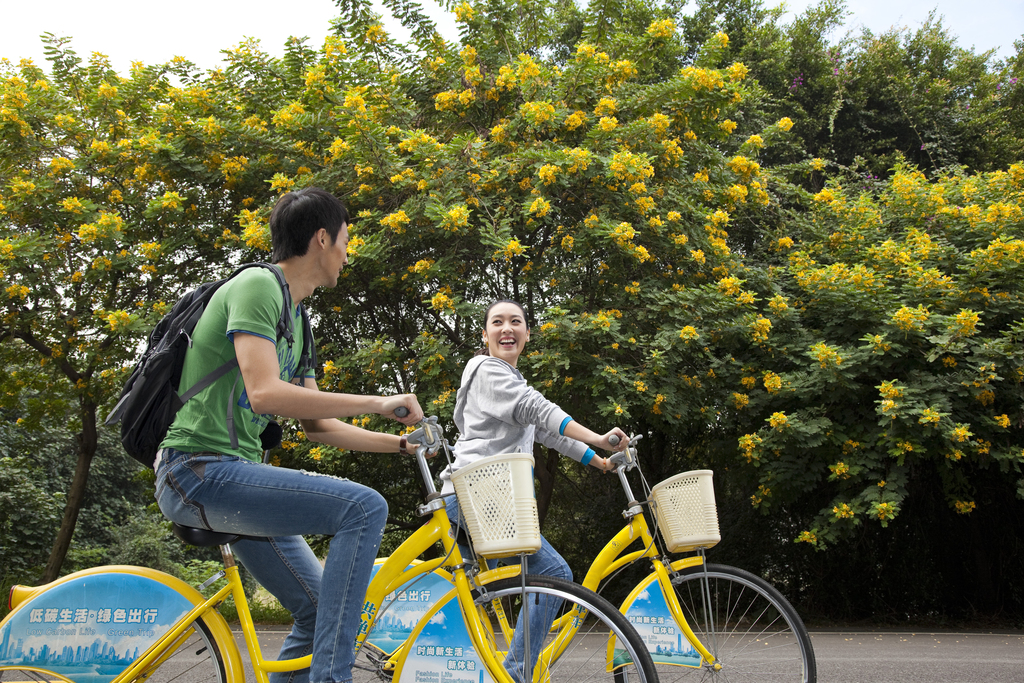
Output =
[
  {"x1": 292, "y1": 303, "x2": 318, "y2": 382},
  {"x1": 221, "y1": 263, "x2": 302, "y2": 450}
]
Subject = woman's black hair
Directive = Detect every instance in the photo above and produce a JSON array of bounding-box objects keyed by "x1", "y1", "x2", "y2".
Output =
[{"x1": 475, "y1": 299, "x2": 528, "y2": 357}]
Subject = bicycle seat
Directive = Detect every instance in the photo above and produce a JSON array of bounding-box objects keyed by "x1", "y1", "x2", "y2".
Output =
[{"x1": 171, "y1": 523, "x2": 241, "y2": 546}]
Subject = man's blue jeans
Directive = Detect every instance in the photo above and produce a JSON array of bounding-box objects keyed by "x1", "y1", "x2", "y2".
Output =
[
  {"x1": 155, "y1": 450, "x2": 388, "y2": 683},
  {"x1": 445, "y1": 496, "x2": 571, "y2": 683}
]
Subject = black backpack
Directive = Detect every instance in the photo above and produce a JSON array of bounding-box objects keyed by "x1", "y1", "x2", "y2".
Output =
[{"x1": 104, "y1": 263, "x2": 317, "y2": 467}]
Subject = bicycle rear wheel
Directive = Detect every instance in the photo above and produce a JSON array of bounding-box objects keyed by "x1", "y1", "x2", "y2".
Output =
[
  {"x1": 480, "y1": 575, "x2": 657, "y2": 683},
  {"x1": 655, "y1": 563, "x2": 815, "y2": 682},
  {"x1": 0, "y1": 615, "x2": 227, "y2": 683},
  {"x1": 127, "y1": 615, "x2": 228, "y2": 683}
]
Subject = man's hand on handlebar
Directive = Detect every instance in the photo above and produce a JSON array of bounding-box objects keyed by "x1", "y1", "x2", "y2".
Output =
[{"x1": 385, "y1": 396, "x2": 423, "y2": 425}]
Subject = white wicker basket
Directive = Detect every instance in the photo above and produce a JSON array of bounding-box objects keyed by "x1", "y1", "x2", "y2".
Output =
[
  {"x1": 649, "y1": 470, "x2": 721, "y2": 553},
  {"x1": 450, "y1": 452, "x2": 541, "y2": 559}
]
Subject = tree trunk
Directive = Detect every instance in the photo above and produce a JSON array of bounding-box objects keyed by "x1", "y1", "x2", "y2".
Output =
[
  {"x1": 42, "y1": 401, "x2": 98, "y2": 584},
  {"x1": 534, "y1": 443, "x2": 559, "y2": 527}
]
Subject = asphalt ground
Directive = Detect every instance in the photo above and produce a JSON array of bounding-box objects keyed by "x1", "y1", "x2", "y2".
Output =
[{"x1": 234, "y1": 626, "x2": 1024, "y2": 683}]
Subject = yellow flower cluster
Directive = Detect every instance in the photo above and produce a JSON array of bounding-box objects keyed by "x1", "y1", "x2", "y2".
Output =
[
  {"x1": 538, "y1": 164, "x2": 558, "y2": 185},
  {"x1": 727, "y1": 155, "x2": 760, "y2": 180},
  {"x1": 763, "y1": 371, "x2": 782, "y2": 393},
  {"x1": 679, "y1": 326, "x2": 699, "y2": 342},
  {"x1": 382, "y1": 210, "x2": 411, "y2": 232},
  {"x1": 497, "y1": 238, "x2": 525, "y2": 261},
  {"x1": 732, "y1": 392, "x2": 749, "y2": 409},
  {"x1": 717, "y1": 276, "x2": 742, "y2": 296},
  {"x1": 609, "y1": 150, "x2": 655, "y2": 182},
  {"x1": 528, "y1": 197, "x2": 551, "y2": 217},
  {"x1": 738, "y1": 433, "x2": 762, "y2": 462},
  {"x1": 105, "y1": 310, "x2": 135, "y2": 332},
  {"x1": 954, "y1": 500, "x2": 976, "y2": 515},
  {"x1": 726, "y1": 62, "x2": 748, "y2": 81},
  {"x1": 646, "y1": 18, "x2": 676, "y2": 38},
  {"x1": 594, "y1": 97, "x2": 617, "y2": 116},
  {"x1": 873, "y1": 502, "x2": 897, "y2": 521},
  {"x1": 454, "y1": 1, "x2": 474, "y2": 21},
  {"x1": 947, "y1": 309, "x2": 980, "y2": 337},
  {"x1": 768, "y1": 412, "x2": 788, "y2": 430},
  {"x1": 891, "y1": 304, "x2": 930, "y2": 332},
  {"x1": 918, "y1": 407, "x2": 942, "y2": 425},
  {"x1": 239, "y1": 210, "x2": 271, "y2": 252},
  {"x1": 564, "y1": 110, "x2": 588, "y2": 131},
  {"x1": 770, "y1": 294, "x2": 790, "y2": 313},
  {"x1": 832, "y1": 503, "x2": 854, "y2": 519},
  {"x1": 520, "y1": 100, "x2": 556, "y2": 126},
  {"x1": 564, "y1": 147, "x2": 591, "y2": 173},
  {"x1": 443, "y1": 205, "x2": 470, "y2": 231},
  {"x1": 795, "y1": 531, "x2": 817, "y2": 544},
  {"x1": 365, "y1": 24, "x2": 387, "y2": 44},
  {"x1": 271, "y1": 101, "x2": 306, "y2": 129},
  {"x1": 811, "y1": 342, "x2": 842, "y2": 368},
  {"x1": 951, "y1": 423, "x2": 973, "y2": 442},
  {"x1": 829, "y1": 461, "x2": 850, "y2": 478},
  {"x1": 750, "y1": 316, "x2": 772, "y2": 343},
  {"x1": 430, "y1": 290, "x2": 455, "y2": 311}
]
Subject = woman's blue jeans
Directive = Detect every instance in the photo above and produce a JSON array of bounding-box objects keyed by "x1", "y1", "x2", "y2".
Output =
[
  {"x1": 155, "y1": 449, "x2": 388, "y2": 683},
  {"x1": 445, "y1": 496, "x2": 571, "y2": 683}
]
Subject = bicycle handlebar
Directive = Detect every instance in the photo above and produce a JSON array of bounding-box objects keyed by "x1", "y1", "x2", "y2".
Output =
[{"x1": 394, "y1": 406, "x2": 410, "y2": 418}]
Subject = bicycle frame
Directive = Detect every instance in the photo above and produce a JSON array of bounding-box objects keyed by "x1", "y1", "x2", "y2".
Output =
[
  {"x1": 578, "y1": 511, "x2": 715, "y2": 665},
  {"x1": 2, "y1": 433, "x2": 520, "y2": 683}
]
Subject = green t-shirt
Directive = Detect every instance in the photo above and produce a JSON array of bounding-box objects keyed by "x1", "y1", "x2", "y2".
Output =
[{"x1": 160, "y1": 267, "x2": 314, "y2": 461}]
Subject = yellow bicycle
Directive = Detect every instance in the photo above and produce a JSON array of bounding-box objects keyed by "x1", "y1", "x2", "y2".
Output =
[
  {"x1": 1, "y1": 419, "x2": 657, "y2": 683},
  {"x1": 370, "y1": 433, "x2": 816, "y2": 682}
]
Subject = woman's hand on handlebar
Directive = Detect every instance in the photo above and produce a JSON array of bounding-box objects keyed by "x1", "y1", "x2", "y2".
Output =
[
  {"x1": 384, "y1": 396, "x2": 423, "y2": 425},
  {"x1": 600, "y1": 427, "x2": 629, "y2": 452}
]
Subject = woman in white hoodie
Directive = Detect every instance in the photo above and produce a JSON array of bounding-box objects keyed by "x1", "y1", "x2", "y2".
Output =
[{"x1": 440, "y1": 299, "x2": 627, "y2": 683}]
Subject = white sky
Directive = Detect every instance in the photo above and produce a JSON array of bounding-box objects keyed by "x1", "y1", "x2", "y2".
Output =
[{"x1": 1, "y1": 0, "x2": 1020, "y2": 75}]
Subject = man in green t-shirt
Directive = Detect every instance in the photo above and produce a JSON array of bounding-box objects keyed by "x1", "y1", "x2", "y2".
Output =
[{"x1": 155, "y1": 187, "x2": 424, "y2": 683}]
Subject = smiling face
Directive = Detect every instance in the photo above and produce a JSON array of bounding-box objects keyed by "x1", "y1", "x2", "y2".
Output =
[{"x1": 483, "y1": 301, "x2": 530, "y2": 367}]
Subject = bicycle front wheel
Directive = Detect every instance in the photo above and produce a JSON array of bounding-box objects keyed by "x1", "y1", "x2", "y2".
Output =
[
  {"x1": 480, "y1": 575, "x2": 657, "y2": 683},
  {"x1": 656, "y1": 563, "x2": 815, "y2": 682}
]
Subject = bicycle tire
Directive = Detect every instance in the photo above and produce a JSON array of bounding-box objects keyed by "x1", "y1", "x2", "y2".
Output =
[
  {"x1": 126, "y1": 615, "x2": 228, "y2": 683},
  {"x1": 652, "y1": 563, "x2": 815, "y2": 683},
  {"x1": 479, "y1": 575, "x2": 658, "y2": 683}
]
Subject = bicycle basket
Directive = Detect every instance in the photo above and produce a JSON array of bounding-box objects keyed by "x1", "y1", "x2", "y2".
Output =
[
  {"x1": 450, "y1": 452, "x2": 541, "y2": 559},
  {"x1": 649, "y1": 470, "x2": 721, "y2": 553}
]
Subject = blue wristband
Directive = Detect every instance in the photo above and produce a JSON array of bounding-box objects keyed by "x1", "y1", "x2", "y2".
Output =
[
  {"x1": 559, "y1": 416, "x2": 573, "y2": 436},
  {"x1": 581, "y1": 448, "x2": 596, "y2": 466}
]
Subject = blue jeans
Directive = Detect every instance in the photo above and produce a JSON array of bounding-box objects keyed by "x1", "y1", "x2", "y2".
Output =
[
  {"x1": 155, "y1": 450, "x2": 388, "y2": 683},
  {"x1": 445, "y1": 496, "x2": 571, "y2": 683}
]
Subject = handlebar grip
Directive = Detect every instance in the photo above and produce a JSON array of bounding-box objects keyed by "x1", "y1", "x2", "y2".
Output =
[
  {"x1": 394, "y1": 406, "x2": 410, "y2": 418},
  {"x1": 609, "y1": 435, "x2": 620, "y2": 446}
]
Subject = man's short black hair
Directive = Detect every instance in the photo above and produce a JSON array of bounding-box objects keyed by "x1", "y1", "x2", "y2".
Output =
[{"x1": 269, "y1": 187, "x2": 350, "y2": 263}]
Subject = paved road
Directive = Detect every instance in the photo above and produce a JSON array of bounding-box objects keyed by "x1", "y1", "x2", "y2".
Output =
[
  {"x1": 236, "y1": 627, "x2": 1024, "y2": 682},
  {"x1": 809, "y1": 630, "x2": 1024, "y2": 682}
]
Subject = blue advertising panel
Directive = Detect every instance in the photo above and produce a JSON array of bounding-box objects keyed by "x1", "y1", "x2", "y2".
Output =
[
  {"x1": 621, "y1": 583, "x2": 701, "y2": 668},
  {"x1": 396, "y1": 595, "x2": 491, "y2": 683},
  {"x1": 0, "y1": 572, "x2": 195, "y2": 683},
  {"x1": 364, "y1": 565, "x2": 454, "y2": 655}
]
